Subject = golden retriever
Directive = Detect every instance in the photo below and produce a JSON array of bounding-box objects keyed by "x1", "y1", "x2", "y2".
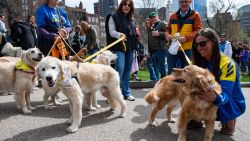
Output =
[
  {"x1": 37, "y1": 56, "x2": 83, "y2": 133},
  {"x1": 0, "y1": 48, "x2": 43, "y2": 114},
  {"x1": 42, "y1": 50, "x2": 117, "y2": 110},
  {"x1": 145, "y1": 65, "x2": 221, "y2": 141},
  {"x1": 77, "y1": 62, "x2": 126, "y2": 117},
  {"x1": 0, "y1": 56, "x2": 20, "y2": 62}
]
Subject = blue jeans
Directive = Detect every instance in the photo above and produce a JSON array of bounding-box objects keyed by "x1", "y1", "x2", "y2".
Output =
[
  {"x1": 151, "y1": 49, "x2": 167, "y2": 79},
  {"x1": 146, "y1": 55, "x2": 158, "y2": 81},
  {"x1": 114, "y1": 51, "x2": 134, "y2": 97},
  {"x1": 166, "y1": 49, "x2": 192, "y2": 74},
  {"x1": 88, "y1": 48, "x2": 99, "y2": 62},
  {"x1": 248, "y1": 59, "x2": 250, "y2": 74}
]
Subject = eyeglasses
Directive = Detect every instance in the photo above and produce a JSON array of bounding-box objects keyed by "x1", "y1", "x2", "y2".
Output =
[
  {"x1": 195, "y1": 40, "x2": 210, "y2": 48},
  {"x1": 180, "y1": 1, "x2": 189, "y2": 4},
  {"x1": 123, "y1": 3, "x2": 131, "y2": 7}
]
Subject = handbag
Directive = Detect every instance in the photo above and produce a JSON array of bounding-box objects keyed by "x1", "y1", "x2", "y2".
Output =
[{"x1": 168, "y1": 39, "x2": 180, "y2": 55}]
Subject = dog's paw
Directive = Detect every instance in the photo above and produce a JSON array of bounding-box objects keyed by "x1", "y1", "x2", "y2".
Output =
[
  {"x1": 44, "y1": 105, "x2": 53, "y2": 110},
  {"x1": 22, "y1": 107, "x2": 32, "y2": 114},
  {"x1": 65, "y1": 119, "x2": 72, "y2": 125},
  {"x1": 66, "y1": 124, "x2": 79, "y2": 133},
  {"x1": 149, "y1": 121, "x2": 159, "y2": 127},
  {"x1": 28, "y1": 106, "x2": 36, "y2": 111},
  {"x1": 87, "y1": 106, "x2": 97, "y2": 111},
  {"x1": 94, "y1": 104, "x2": 101, "y2": 109},
  {"x1": 167, "y1": 118, "x2": 176, "y2": 123},
  {"x1": 109, "y1": 108, "x2": 115, "y2": 111},
  {"x1": 119, "y1": 113, "x2": 126, "y2": 118},
  {"x1": 54, "y1": 99, "x2": 63, "y2": 105}
]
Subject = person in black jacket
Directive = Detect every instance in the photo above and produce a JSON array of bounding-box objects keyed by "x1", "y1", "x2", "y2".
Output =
[
  {"x1": 11, "y1": 15, "x2": 38, "y2": 50},
  {"x1": 106, "y1": 0, "x2": 137, "y2": 101}
]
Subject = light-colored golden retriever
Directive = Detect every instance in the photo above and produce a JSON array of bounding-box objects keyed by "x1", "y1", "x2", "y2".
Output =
[
  {"x1": 42, "y1": 50, "x2": 117, "y2": 110},
  {"x1": 37, "y1": 56, "x2": 83, "y2": 133},
  {"x1": 0, "y1": 48, "x2": 43, "y2": 114},
  {"x1": 145, "y1": 65, "x2": 221, "y2": 141},
  {"x1": 76, "y1": 62, "x2": 126, "y2": 117}
]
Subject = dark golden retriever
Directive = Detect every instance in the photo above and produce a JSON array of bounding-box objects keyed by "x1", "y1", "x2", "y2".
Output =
[{"x1": 145, "y1": 65, "x2": 221, "y2": 141}]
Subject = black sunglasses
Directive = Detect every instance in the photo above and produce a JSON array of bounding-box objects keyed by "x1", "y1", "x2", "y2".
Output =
[
  {"x1": 195, "y1": 40, "x2": 210, "y2": 48},
  {"x1": 123, "y1": 3, "x2": 131, "y2": 7},
  {"x1": 180, "y1": 1, "x2": 189, "y2": 4}
]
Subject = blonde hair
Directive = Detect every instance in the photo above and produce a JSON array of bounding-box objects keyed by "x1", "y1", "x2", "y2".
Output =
[{"x1": 80, "y1": 21, "x2": 90, "y2": 35}]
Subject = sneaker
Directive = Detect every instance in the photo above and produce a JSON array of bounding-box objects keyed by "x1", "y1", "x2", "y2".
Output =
[
  {"x1": 124, "y1": 95, "x2": 135, "y2": 101},
  {"x1": 134, "y1": 76, "x2": 141, "y2": 81},
  {"x1": 220, "y1": 119, "x2": 236, "y2": 135}
]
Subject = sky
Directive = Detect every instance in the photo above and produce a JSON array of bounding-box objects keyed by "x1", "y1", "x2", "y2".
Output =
[{"x1": 65, "y1": 0, "x2": 250, "y2": 14}]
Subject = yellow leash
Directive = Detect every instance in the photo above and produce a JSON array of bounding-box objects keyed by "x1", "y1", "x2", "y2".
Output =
[
  {"x1": 83, "y1": 36, "x2": 126, "y2": 62},
  {"x1": 177, "y1": 41, "x2": 192, "y2": 65}
]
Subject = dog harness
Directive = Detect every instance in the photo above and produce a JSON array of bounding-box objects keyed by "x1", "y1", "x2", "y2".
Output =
[{"x1": 15, "y1": 59, "x2": 36, "y2": 82}]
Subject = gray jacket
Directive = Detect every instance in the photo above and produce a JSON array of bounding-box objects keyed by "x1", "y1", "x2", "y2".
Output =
[{"x1": 148, "y1": 21, "x2": 168, "y2": 51}]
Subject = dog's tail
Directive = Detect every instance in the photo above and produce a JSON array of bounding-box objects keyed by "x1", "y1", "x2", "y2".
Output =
[{"x1": 144, "y1": 91, "x2": 159, "y2": 104}]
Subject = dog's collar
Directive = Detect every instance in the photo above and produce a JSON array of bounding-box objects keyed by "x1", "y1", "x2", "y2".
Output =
[
  {"x1": 15, "y1": 59, "x2": 35, "y2": 73},
  {"x1": 56, "y1": 71, "x2": 73, "y2": 87}
]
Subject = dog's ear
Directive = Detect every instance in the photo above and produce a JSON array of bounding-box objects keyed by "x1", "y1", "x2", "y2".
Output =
[
  {"x1": 194, "y1": 75, "x2": 207, "y2": 92},
  {"x1": 58, "y1": 60, "x2": 69, "y2": 80},
  {"x1": 20, "y1": 50, "x2": 27, "y2": 62}
]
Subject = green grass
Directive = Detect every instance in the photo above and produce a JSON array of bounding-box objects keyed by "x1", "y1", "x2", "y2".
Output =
[
  {"x1": 240, "y1": 74, "x2": 250, "y2": 82},
  {"x1": 137, "y1": 69, "x2": 250, "y2": 82}
]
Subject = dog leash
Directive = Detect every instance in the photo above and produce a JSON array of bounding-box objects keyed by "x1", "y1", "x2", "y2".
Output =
[
  {"x1": 83, "y1": 36, "x2": 126, "y2": 63},
  {"x1": 177, "y1": 41, "x2": 192, "y2": 65}
]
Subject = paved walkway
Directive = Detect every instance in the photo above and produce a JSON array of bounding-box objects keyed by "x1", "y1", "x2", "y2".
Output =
[{"x1": 0, "y1": 88, "x2": 249, "y2": 141}]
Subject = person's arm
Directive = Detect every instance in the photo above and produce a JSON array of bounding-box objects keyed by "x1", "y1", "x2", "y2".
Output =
[
  {"x1": 199, "y1": 61, "x2": 236, "y2": 106},
  {"x1": 108, "y1": 16, "x2": 122, "y2": 39},
  {"x1": 184, "y1": 12, "x2": 202, "y2": 41},
  {"x1": 158, "y1": 22, "x2": 167, "y2": 39},
  {"x1": 37, "y1": 27, "x2": 58, "y2": 40},
  {"x1": 165, "y1": 15, "x2": 174, "y2": 41},
  {"x1": 91, "y1": 28, "x2": 97, "y2": 47},
  {"x1": 227, "y1": 42, "x2": 233, "y2": 58},
  {"x1": 0, "y1": 22, "x2": 7, "y2": 33},
  {"x1": 60, "y1": 9, "x2": 72, "y2": 34}
]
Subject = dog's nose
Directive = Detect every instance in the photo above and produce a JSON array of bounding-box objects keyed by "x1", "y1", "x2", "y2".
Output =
[
  {"x1": 46, "y1": 76, "x2": 52, "y2": 82},
  {"x1": 38, "y1": 53, "x2": 43, "y2": 58}
]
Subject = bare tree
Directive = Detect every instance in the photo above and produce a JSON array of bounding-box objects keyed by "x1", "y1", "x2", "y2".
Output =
[
  {"x1": 205, "y1": 0, "x2": 236, "y2": 34},
  {"x1": 133, "y1": 0, "x2": 165, "y2": 47}
]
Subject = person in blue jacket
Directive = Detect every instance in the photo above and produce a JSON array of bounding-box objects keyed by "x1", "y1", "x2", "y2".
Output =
[
  {"x1": 35, "y1": 0, "x2": 71, "y2": 57},
  {"x1": 192, "y1": 28, "x2": 246, "y2": 135}
]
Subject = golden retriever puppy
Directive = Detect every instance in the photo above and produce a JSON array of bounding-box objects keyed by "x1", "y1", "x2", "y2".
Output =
[
  {"x1": 145, "y1": 65, "x2": 221, "y2": 141},
  {"x1": 0, "y1": 48, "x2": 43, "y2": 114},
  {"x1": 41, "y1": 60, "x2": 78, "y2": 109},
  {"x1": 77, "y1": 63, "x2": 127, "y2": 117},
  {"x1": 37, "y1": 56, "x2": 83, "y2": 133}
]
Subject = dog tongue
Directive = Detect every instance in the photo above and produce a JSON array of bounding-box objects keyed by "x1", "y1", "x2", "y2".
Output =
[{"x1": 48, "y1": 82, "x2": 55, "y2": 87}]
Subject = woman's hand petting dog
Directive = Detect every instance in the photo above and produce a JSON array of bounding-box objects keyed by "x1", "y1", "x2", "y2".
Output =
[{"x1": 198, "y1": 86, "x2": 217, "y2": 103}]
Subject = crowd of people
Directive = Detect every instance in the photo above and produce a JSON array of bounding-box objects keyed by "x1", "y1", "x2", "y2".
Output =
[{"x1": 0, "y1": 0, "x2": 248, "y2": 136}]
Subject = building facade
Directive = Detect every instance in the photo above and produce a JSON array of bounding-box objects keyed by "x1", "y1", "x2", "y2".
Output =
[
  {"x1": 97, "y1": 0, "x2": 118, "y2": 17},
  {"x1": 238, "y1": 4, "x2": 250, "y2": 36}
]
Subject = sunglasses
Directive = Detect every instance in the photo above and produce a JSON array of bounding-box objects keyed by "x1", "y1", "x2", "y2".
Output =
[
  {"x1": 180, "y1": 1, "x2": 189, "y2": 4},
  {"x1": 123, "y1": 3, "x2": 131, "y2": 7},
  {"x1": 195, "y1": 40, "x2": 210, "y2": 48}
]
